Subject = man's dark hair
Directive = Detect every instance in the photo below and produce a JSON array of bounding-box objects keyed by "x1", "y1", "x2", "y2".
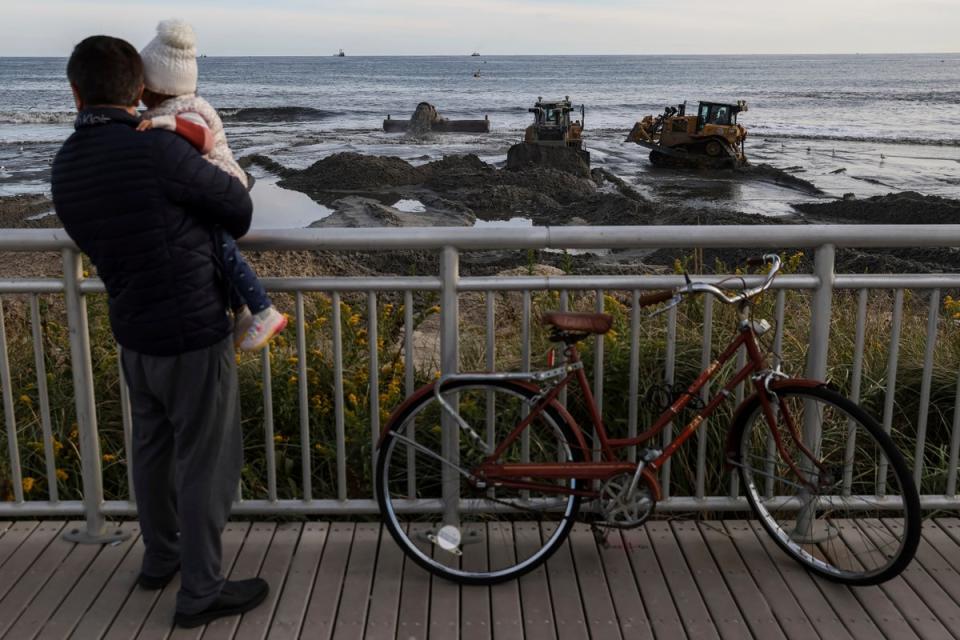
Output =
[{"x1": 67, "y1": 36, "x2": 143, "y2": 106}]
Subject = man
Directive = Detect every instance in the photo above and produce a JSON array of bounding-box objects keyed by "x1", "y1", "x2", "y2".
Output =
[{"x1": 52, "y1": 35, "x2": 267, "y2": 628}]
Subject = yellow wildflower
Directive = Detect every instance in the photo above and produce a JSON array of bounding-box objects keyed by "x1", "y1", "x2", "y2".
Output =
[
  {"x1": 383, "y1": 303, "x2": 394, "y2": 314},
  {"x1": 22, "y1": 477, "x2": 36, "y2": 493},
  {"x1": 102, "y1": 453, "x2": 117, "y2": 463},
  {"x1": 55, "y1": 468, "x2": 68, "y2": 482},
  {"x1": 427, "y1": 305, "x2": 441, "y2": 314},
  {"x1": 19, "y1": 394, "x2": 32, "y2": 406},
  {"x1": 288, "y1": 375, "x2": 298, "y2": 386},
  {"x1": 287, "y1": 356, "x2": 299, "y2": 365},
  {"x1": 347, "y1": 393, "x2": 359, "y2": 407},
  {"x1": 273, "y1": 433, "x2": 287, "y2": 443},
  {"x1": 348, "y1": 314, "x2": 361, "y2": 326},
  {"x1": 52, "y1": 439, "x2": 63, "y2": 456}
]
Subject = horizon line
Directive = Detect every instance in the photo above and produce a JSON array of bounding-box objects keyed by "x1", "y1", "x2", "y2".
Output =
[{"x1": 2, "y1": 52, "x2": 958, "y2": 58}]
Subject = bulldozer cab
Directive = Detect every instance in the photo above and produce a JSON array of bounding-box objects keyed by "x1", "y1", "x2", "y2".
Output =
[
  {"x1": 696, "y1": 101, "x2": 746, "y2": 132},
  {"x1": 526, "y1": 96, "x2": 585, "y2": 148},
  {"x1": 530, "y1": 97, "x2": 575, "y2": 129}
]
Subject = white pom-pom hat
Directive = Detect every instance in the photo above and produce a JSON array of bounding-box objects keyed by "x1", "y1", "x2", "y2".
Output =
[{"x1": 140, "y1": 19, "x2": 198, "y2": 96}]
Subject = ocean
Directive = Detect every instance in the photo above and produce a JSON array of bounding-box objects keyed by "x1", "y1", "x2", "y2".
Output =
[{"x1": 1, "y1": 54, "x2": 958, "y2": 223}]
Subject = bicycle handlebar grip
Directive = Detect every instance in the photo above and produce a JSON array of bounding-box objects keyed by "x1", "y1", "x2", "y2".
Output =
[
  {"x1": 637, "y1": 290, "x2": 676, "y2": 307},
  {"x1": 745, "y1": 255, "x2": 768, "y2": 267}
]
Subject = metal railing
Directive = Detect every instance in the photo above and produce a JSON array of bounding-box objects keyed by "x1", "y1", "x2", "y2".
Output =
[{"x1": 1, "y1": 225, "x2": 959, "y2": 543}]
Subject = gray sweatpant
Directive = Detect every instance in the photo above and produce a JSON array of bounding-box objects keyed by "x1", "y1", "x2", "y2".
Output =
[{"x1": 121, "y1": 336, "x2": 242, "y2": 615}]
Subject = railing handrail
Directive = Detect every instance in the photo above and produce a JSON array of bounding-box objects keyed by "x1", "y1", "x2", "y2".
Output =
[{"x1": 4, "y1": 224, "x2": 960, "y2": 252}]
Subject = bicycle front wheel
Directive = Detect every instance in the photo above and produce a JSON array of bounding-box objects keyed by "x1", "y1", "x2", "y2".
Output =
[
  {"x1": 732, "y1": 384, "x2": 920, "y2": 585},
  {"x1": 376, "y1": 379, "x2": 585, "y2": 585}
]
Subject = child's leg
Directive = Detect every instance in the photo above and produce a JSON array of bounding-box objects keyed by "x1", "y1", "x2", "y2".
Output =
[{"x1": 219, "y1": 233, "x2": 271, "y2": 314}]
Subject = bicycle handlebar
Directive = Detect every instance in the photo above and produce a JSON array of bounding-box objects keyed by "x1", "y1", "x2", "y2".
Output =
[{"x1": 642, "y1": 254, "x2": 783, "y2": 308}]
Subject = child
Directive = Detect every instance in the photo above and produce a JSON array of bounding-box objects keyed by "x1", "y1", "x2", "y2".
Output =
[{"x1": 138, "y1": 18, "x2": 286, "y2": 351}]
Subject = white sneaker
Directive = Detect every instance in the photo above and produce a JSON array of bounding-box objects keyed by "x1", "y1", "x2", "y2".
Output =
[
  {"x1": 233, "y1": 307, "x2": 253, "y2": 348},
  {"x1": 239, "y1": 307, "x2": 288, "y2": 352}
]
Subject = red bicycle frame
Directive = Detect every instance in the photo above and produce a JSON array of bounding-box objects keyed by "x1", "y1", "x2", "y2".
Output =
[{"x1": 475, "y1": 322, "x2": 823, "y2": 500}]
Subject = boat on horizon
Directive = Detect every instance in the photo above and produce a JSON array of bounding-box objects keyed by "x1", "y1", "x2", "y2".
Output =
[
  {"x1": 335, "y1": 49, "x2": 345, "y2": 57},
  {"x1": 471, "y1": 52, "x2": 480, "y2": 57}
]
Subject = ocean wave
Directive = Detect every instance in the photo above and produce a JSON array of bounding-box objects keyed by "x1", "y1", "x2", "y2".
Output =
[
  {"x1": 218, "y1": 106, "x2": 343, "y2": 122},
  {"x1": 0, "y1": 110, "x2": 74, "y2": 125},
  {"x1": 753, "y1": 131, "x2": 960, "y2": 147}
]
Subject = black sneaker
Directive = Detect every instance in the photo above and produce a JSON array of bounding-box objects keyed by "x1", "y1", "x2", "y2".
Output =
[
  {"x1": 137, "y1": 565, "x2": 179, "y2": 590},
  {"x1": 173, "y1": 578, "x2": 269, "y2": 628}
]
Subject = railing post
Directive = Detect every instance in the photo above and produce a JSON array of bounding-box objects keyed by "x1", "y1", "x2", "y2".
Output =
[
  {"x1": 805, "y1": 244, "x2": 835, "y2": 392},
  {"x1": 440, "y1": 246, "x2": 460, "y2": 526},
  {"x1": 796, "y1": 244, "x2": 834, "y2": 535},
  {"x1": 61, "y1": 249, "x2": 129, "y2": 544}
]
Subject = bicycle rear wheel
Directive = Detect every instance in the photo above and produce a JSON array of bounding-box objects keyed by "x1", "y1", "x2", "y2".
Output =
[
  {"x1": 376, "y1": 379, "x2": 584, "y2": 585},
  {"x1": 733, "y1": 384, "x2": 920, "y2": 585}
]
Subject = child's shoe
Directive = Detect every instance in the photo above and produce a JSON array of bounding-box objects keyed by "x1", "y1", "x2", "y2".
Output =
[
  {"x1": 239, "y1": 307, "x2": 288, "y2": 351},
  {"x1": 233, "y1": 307, "x2": 253, "y2": 348}
]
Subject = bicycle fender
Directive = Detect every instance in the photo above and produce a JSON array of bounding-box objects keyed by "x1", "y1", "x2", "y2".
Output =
[
  {"x1": 722, "y1": 378, "x2": 829, "y2": 469},
  {"x1": 377, "y1": 382, "x2": 438, "y2": 449}
]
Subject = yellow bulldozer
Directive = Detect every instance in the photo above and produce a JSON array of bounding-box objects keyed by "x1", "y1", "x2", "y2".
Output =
[
  {"x1": 525, "y1": 96, "x2": 585, "y2": 150},
  {"x1": 627, "y1": 100, "x2": 748, "y2": 168}
]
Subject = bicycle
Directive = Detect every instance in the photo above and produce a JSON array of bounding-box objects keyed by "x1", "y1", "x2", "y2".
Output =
[{"x1": 375, "y1": 254, "x2": 921, "y2": 586}]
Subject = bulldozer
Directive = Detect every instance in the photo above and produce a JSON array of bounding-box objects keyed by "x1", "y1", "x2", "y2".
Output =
[
  {"x1": 525, "y1": 96, "x2": 585, "y2": 150},
  {"x1": 508, "y1": 96, "x2": 590, "y2": 170},
  {"x1": 627, "y1": 100, "x2": 748, "y2": 168}
]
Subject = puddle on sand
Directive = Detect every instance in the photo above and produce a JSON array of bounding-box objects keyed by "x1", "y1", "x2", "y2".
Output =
[{"x1": 249, "y1": 175, "x2": 333, "y2": 228}]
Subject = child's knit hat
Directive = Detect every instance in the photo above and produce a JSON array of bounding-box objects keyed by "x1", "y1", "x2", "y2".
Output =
[{"x1": 140, "y1": 19, "x2": 198, "y2": 96}]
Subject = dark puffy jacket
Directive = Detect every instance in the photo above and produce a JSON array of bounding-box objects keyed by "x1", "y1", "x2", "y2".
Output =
[{"x1": 52, "y1": 107, "x2": 253, "y2": 356}]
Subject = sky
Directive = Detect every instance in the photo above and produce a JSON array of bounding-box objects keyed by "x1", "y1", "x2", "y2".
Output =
[{"x1": 0, "y1": 0, "x2": 957, "y2": 56}]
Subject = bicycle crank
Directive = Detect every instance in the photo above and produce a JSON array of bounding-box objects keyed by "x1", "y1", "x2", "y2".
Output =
[{"x1": 593, "y1": 471, "x2": 657, "y2": 529}]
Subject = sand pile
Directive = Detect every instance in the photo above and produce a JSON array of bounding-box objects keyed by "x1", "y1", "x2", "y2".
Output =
[
  {"x1": 280, "y1": 152, "x2": 421, "y2": 194},
  {"x1": 794, "y1": 191, "x2": 960, "y2": 224}
]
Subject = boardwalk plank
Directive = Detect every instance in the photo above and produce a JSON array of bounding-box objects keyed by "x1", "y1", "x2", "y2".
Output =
[
  {"x1": 0, "y1": 520, "x2": 78, "y2": 637},
  {"x1": 697, "y1": 521, "x2": 789, "y2": 640},
  {"x1": 645, "y1": 520, "x2": 719, "y2": 640},
  {"x1": 459, "y1": 523, "x2": 490, "y2": 640},
  {"x1": 595, "y1": 530, "x2": 655, "y2": 640},
  {"x1": 300, "y1": 522, "x2": 355, "y2": 640},
  {"x1": 839, "y1": 519, "x2": 951, "y2": 640},
  {"x1": 486, "y1": 522, "x2": 523, "y2": 640},
  {"x1": 233, "y1": 523, "x2": 300, "y2": 640},
  {"x1": 721, "y1": 520, "x2": 837, "y2": 640},
  {"x1": 746, "y1": 520, "x2": 883, "y2": 640},
  {"x1": 69, "y1": 528, "x2": 146, "y2": 640},
  {"x1": 36, "y1": 522, "x2": 140, "y2": 640},
  {"x1": 621, "y1": 526, "x2": 687, "y2": 639},
  {"x1": 265, "y1": 523, "x2": 327, "y2": 640},
  {"x1": 0, "y1": 520, "x2": 63, "y2": 602},
  {"x1": 542, "y1": 522, "x2": 588, "y2": 640},
  {"x1": 861, "y1": 519, "x2": 960, "y2": 638},
  {"x1": 395, "y1": 524, "x2": 431, "y2": 640},
  {"x1": 515, "y1": 522, "x2": 556, "y2": 640},
  {"x1": 332, "y1": 523, "x2": 379, "y2": 640},
  {"x1": 568, "y1": 524, "x2": 622, "y2": 640},
  {"x1": 428, "y1": 526, "x2": 459, "y2": 640},
  {"x1": 7, "y1": 516, "x2": 960, "y2": 639},
  {"x1": 361, "y1": 526, "x2": 403, "y2": 640},
  {"x1": 12, "y1": 523, "x2": 138, "y2": 640},
  {"x1": 671, "y1": 520, "x2": 756, "y2": 640},
  {"x1": 199, "y1": 522, "x2": 277, "y2": 640},
  {"x1": 0, "y1": 520, "x2": 33, "y2": 569}
]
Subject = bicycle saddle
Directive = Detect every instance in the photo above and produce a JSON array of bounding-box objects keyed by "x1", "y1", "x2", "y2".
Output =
[{"x1": 541, "y1": 312, "x2": 613, "y2": 335}]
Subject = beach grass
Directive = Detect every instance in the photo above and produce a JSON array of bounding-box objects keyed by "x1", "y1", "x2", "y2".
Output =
[{"x1": 1, "y1": 253, "x2": 958, "y2": 507}]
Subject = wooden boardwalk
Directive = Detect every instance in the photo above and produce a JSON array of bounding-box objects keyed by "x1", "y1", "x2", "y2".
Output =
[{"x1": 3, "y1": 518, "x2": 960, "y2": 639}]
